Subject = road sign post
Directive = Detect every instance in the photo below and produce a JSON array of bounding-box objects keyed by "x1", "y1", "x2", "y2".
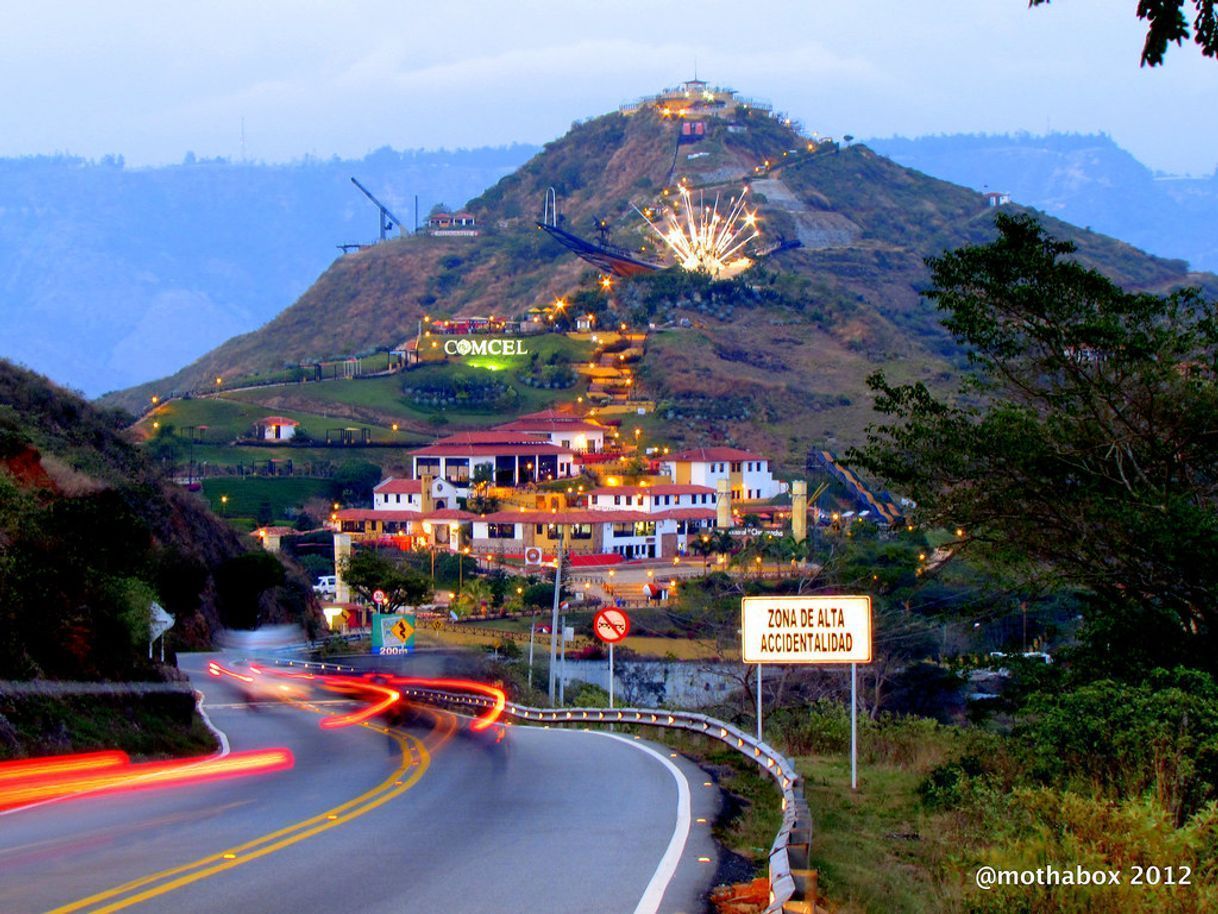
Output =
[
  {"x1": 742, "y1": 595, "x2": 872, "y2": 791},
  {"x1": 148, "y1": 602, "x2": 174, "y2": 662},
  {"x1": 371, "y1": 612, "x2": 415, "y2": 655},
  {"x1": 593, "y1": 607, "x2": 631, "y2": 709}
]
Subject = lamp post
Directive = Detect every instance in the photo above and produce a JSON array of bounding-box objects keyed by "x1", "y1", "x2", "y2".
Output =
[{"x1": 458, "y1": 546, "x2": 471, "y2": 596}]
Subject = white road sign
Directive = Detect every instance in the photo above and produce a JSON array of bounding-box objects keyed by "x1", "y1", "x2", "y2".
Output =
[
  {"x1": 148, "y1": 602, "x2": 175, "y2": 640},
  {"x1": 741, "y1": 595, "x2": 872, "y2": 664}
]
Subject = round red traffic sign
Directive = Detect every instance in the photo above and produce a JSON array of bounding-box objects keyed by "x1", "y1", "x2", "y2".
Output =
[
  {"x1": 524, "y1": 546, "x2": 543, "y2": 566},
  {"x1": 593, "y1": 607, "x2": 631, "y2": 644},
  {"x1": 372, "y1": 589, "x2": 387, "y2": 605}
]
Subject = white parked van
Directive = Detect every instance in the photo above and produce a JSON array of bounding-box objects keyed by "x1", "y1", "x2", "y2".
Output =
[{"x1": 313, "y1": 575, "x2": 337, "y2": 597}]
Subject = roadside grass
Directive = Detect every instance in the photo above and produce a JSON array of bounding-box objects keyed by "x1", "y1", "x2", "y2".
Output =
[
  {"x1": 797, "y1": 754, "x2": 958, "y2": 914},
  {"x1": 429, "y1": 616, "x2": 729, "y2": 660},
  {"x1": 0, "y1": 693, "x2": 219, "y2": 761}
]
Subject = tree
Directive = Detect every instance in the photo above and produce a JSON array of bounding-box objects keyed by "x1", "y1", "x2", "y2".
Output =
[
  {"x1": 214, "y1": 552, "x2": 287, "y2": 629},
  {"x1": 339, "y1": 549, "x2": 432, "y2": 612},
  {"x1": 855, "y1": 213, "x2": 1218, "y2": 670},
  {"x1": 330, "y1": 461, "x2": 383, "y2": 504},
  {"x1": 1029, "y1": 0, "x2": 1217, "y2": 66}
]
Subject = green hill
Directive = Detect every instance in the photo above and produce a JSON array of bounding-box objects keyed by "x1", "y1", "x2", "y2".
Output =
[
  {"x1": 0, "y1": 360, "x2": 317, "y2": 680},
  {"x1": 104, "y1": 96, "x2": 1218, "y2": 472}
]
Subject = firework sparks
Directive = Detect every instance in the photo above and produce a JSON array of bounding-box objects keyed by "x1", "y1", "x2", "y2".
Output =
[{"x1": 636, "y1": 184, "x2": 760, "y2": 277}]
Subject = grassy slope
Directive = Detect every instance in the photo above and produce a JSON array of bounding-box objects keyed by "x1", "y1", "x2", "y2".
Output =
[{"x1": 131, "y1": 335, "x2": 596, "y2": 469}]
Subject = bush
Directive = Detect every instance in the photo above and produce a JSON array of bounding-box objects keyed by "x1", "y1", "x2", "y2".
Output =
[
  {"x1": 1015, "y1": 669, "x2": 1218, "y2": 822},
  {"x1": 964, "y1": 790, "x2": 1218, "y2": 914}
]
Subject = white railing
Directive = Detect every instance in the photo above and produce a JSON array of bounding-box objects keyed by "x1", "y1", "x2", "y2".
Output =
[{"x1": 398, "y1": 687, "x2": 814, "y2": 913}]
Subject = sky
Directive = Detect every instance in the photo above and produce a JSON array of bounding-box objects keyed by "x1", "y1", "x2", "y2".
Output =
[{"x1": 3, "y1": 1, "x2": 1216, "y2": 175}]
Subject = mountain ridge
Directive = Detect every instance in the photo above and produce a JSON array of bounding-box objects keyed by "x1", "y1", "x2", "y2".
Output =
[{"x1": 102, "y1": 99, "x2": 1218, "y2": 470}]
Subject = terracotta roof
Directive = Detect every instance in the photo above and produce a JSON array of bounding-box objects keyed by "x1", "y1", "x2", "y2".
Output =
[
  {"x1": 478, "y1": 509, "x2": 652, "y2": 525},
  {"x1": 374, "y1": 478, "x2": 422, "y2": 495},
  {"x1": 655, "y1": 508, "x2": 717, "y2": 521},
  {"x1": 259, "y1": 416, "x2": 299, "y2": 426},
  {"x1": 422, "y1": 508, "x2": 476, "y2": 521},
  {"x1": 338, "y1": 508, "x2": 475, "y2": 522},
  {"x1": 431, "y1": 430, "x2": 553, "y2": 445},
  {"x1": 338, "y1": 509, "x2": 419, "y2": 521},
  {"x1": 665, "y1": 447, "x2": 765, "y2": 463},
  {"x1": 588, "y1": 484, "x2": 716, "y2": 497},
  {"x1": 411, "y1": 442, "x2": 575, "y2": 458},
  {"x1": 495, "y1": 418, "x2": 605, "y2": 434}
]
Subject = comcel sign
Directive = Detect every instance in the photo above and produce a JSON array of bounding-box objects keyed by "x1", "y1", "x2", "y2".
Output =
[{"x1": 443, "y1": 338, "x2": 529, "y2": 356}]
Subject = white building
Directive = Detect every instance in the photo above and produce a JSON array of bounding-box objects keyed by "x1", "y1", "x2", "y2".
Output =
[
  {"x1": 373, "y1": 476, "x2": 462, "y2": 512},
  {"x1": 493, "y1": 409, "x2": 607, "y2": 454},
  {"x1": 586, "y1": 483, "x2": 717, "y2": 512},
  {"x1": 469, "y1": 503, "x2": 715, "y2": 560},
  {"x1": 410, "y1": 431, "x2": 578, "y2": 492},
  {"x1": 256, "y1": 416, "x2": 299, "y2": 440},
  {"x1": 660, "y1": 447, "x2": 784, "y2": 502}
]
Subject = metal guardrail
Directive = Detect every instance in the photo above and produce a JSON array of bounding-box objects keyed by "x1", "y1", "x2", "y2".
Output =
[{"x1": 398, "y1": 687, "x2": 814, "y2": 913}]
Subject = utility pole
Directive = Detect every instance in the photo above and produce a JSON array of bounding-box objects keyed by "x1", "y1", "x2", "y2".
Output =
[
  {"x1": 548, "y1": 524, "x2": 567, "y2": 704},
  {"x1": 528, "y1": 621, "x2": 536, "y2": 689}
]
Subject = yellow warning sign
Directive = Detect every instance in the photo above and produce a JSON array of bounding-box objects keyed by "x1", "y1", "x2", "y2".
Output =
[{"x1": 391, "y1": 618, "x2": 415, "y2": 642}]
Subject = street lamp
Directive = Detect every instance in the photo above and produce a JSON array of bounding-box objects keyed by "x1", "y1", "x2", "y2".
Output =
[
  {"x1": 458, "y1": 546, "x2": 471, "y2": 596},
  {"x1": 220, "y1": 494, "x2": 228, "y2": 516}
]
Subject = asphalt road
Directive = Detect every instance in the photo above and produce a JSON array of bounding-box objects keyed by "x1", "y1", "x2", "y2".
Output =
[{"x1": 0, "y1": 653, "x2": 723, "y2": 914}]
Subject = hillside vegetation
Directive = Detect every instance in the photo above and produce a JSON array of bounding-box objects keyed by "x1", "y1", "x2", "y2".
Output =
[{"x1": 0, "y1": 360, "x2": 318, "y2": 680}]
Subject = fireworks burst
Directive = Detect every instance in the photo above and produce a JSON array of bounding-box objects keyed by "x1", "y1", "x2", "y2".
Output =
[{"x1": 636, "y1": 184, "x2": 760, "y2": 278}]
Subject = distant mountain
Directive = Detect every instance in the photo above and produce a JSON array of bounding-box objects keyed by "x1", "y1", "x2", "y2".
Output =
[
  {"x1": 106, "y1": 100, "x2": 1218, "y2": 469},
  {"x1": 867, "y1": 132, "x2": 1218, "y2": 273},
  {"x1": 0, "y1": 146, "x2": 537, "y2": 397}
]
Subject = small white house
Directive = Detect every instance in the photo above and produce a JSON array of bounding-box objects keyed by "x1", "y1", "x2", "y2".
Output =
[
  {"x1": 372, "y1": 476, "x2": 462, "y2": 512},
  {"x1": 257, "y1": 416, "x2": 299, "y2": 441}
]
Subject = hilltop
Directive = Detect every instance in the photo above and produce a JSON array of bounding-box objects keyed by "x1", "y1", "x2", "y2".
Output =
[
  {"x1": 106, "y1": 86, "x2": 1218, "y2": 471},
  {"x1": 0, "y1": 360, "x2": 317, "y2": 679}
]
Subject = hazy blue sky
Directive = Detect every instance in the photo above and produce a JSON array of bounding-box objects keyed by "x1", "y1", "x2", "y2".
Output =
[{"x1": 5, "y1": 1, "x2": 1216, "y2": 174}]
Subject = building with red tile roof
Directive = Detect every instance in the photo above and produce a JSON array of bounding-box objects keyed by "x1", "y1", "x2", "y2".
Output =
[{"x1": 661, "y1": 447, "x2": 784, "y2": 502}]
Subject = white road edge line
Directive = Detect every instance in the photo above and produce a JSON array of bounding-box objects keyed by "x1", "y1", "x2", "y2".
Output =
[
  {"x1": 590, "y1": 731, "x2": 692, "y2": 914},
  {"x1": 195, "y1": 688, "x2": 231, "y2": 758}
]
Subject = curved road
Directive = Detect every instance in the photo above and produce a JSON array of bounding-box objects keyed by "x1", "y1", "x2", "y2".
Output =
[{"x1": 0, "y1": 654, "x2": 723, "y2": 914}]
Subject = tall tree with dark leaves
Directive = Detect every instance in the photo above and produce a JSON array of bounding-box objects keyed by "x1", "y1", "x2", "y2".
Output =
[
  {"x1": 1030, "y1": 0, "x2": 1217, "y2": 65},
  {"x1": 854, "y1": 213, "x2": 1218, "y2": 672}
]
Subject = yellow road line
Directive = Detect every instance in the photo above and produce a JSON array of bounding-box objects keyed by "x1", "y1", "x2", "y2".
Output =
[{"x1": 45, "y1": 715, "x2": 450, "y2": 914}]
